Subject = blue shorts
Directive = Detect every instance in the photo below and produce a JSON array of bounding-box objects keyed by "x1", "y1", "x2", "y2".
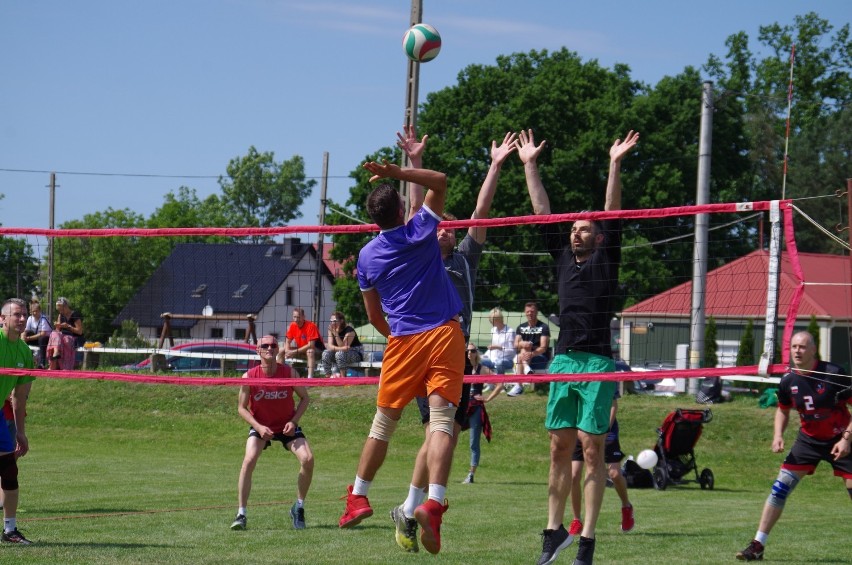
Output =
[
  {"x1": 0, "y1": 417, "x2": 15, "y2": 453},
  {"x1": 545, "y1": 351, "x2": 615, "y2": 435}
]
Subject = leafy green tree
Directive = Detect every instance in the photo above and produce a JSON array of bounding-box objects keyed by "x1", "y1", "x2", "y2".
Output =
[
  {"x1": 53, "y1": 208, "x2": 157, "y2": 342},
  {"x1": 705, "y1": 12, "x2": 852, "y2": 252},
  {"x1": 0, "y1": 236, "x2": 40, "y2": 301},
  {"x1": 219, "y1": 147, "x2": 315, "y2": 241},
  {"x1": 705, "y1": 316, "x2": 719, "y2": 368},
  {"x1": 806, "y1": 314, "x2": 821, "y2": 358},
  {"x1": 736, "y1": 319, "x2": 756, "y2": 366}
]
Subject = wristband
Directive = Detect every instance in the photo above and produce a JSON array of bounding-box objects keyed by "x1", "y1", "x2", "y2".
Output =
[{"x1": 843, "y1": 430, "x2": 852, "y2": 440}]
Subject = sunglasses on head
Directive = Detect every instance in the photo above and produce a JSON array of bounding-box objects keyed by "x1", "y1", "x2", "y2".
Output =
[{"x1": 259, "y1": 343, "x2": 278, "y2": 350}]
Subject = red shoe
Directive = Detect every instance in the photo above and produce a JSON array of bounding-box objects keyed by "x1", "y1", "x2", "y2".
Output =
[
  {"x1": 414, "y1": 498, "x2": 448, "y2": 554},
  {"x1": 338, "y1": 485, "x2": 373, "y2": 528},
  {"x1": 621, "y1": 504, "x2": 635, "y2": 532},
  {"x1": 568, "y1": 518, "x2": 583, "y2": 536}
]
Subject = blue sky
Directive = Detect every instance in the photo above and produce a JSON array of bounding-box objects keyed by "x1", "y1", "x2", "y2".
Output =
[{"x1": 1, "y1": 1, "x2": 848, "y2": 232}]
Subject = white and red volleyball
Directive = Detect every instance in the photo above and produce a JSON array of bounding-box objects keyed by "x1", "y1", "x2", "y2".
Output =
[{"x1": 402, "y1": 23, "x2": 441, "y2": 63}]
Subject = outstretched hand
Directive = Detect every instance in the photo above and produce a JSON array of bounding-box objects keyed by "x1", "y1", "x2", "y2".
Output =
[
  {"x1": 363, "y1": 159, "x2": 401, "y2": 182},
  {"x1": 491, "y1": 131, "x2": 518, "y2": 165},
  {"x1": 514, "y1": 129, "x2": 546, "y2": 164},
  {"x1": 610, "y1": 130, "x2": 640, "y2": 162},
  {"x1": 396, "y1": 124, "x2": 428, "y2": 162}
]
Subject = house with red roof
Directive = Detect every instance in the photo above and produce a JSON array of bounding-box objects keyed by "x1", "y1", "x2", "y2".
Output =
[{"x1": 619, "y1": 251, "x2": 852, "y2": 372}]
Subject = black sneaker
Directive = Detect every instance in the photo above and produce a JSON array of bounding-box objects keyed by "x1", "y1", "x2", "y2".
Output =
[
  {"x1": 230, "y1": 514, "x2": 246, "y2": 530},
  {"x1": 1, "y1": 529, "x2": 32, "y2": 545},
  {"x1": 537, "y1": 524, "x2": 574, "y2": 565},
  {"x1": 736, "y1": 540, "x2": 764, "y2": 561},
  {"x1": 290, "y1": 503, "x2": 306, "y2": 530},
  {"x1": 572, "y1": 535, "x2": 595, "y2": 564}
]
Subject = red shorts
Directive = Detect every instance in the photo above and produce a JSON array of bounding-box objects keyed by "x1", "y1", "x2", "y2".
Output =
[{"x1": 376, "y1": 321, "x2": 464, "y2": 409}]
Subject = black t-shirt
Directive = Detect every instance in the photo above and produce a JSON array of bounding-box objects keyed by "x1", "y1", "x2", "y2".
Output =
[
  {"x1": 59, "y1": 310, "x2": 85, "y2": 347},
  {"x1": 334, "y1": 325, "x2": 362, "y2": 349},
  {"x1": 777, "y1": 360, "x2": 851, "y2": 441},
  {"x1": 515, "y1": 321, "x2": 551, "y2": 359},
  {"x1": 541, "y1": 219, "x2": 621, "y2": 357}
]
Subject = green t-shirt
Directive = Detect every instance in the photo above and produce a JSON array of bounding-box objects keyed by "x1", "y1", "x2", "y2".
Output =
[{"x1": 0, "y1": 329, "x2": 36, "y2": 401}]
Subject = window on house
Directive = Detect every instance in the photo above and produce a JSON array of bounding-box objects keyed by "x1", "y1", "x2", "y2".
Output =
[
  {"x1": 191, "y1": 283, "x2": 208, "y2": 298},
  {"x1": 286, "y1": 286, "x2": 293, "y2": 306},
  {"x1": 232, "y1": 284, "x2": 249, "y2": 298},
  {"x1": 210, "y1": 328, "x2": 224, "y2": 339},
  {"x1": 234, "y1": 328, "x2": 246, "y2": 340}
]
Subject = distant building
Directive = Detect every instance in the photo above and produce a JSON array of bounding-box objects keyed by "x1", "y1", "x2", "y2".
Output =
[
  {"x1": 620, "y1": 251, "x2": 852, "y2": 372},
  {"x1": 114, "y1": 239, "x2": 337, "y2": 342}
]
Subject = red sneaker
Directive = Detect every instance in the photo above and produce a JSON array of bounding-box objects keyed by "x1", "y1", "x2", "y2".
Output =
[
  {"x1": 568, "y1": 518, "x2": 583, "y2": 536},
  {"x1": 338, "y1": 485, "x2": 373, "y2": 528},
  {"x1": 414, "y1": 498, "x2": 448, "y2": 554},
  {"x1": 621, "y1": 504, "x2": 635, "y2": 532}
]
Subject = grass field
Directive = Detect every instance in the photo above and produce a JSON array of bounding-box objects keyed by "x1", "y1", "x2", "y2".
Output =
[{"x1": 5, "y1": 376, "x2": 850, "y2": 564}]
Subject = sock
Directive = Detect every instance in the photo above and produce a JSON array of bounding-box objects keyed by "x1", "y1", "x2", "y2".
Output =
[
  {"x1": 428, "y1": 483, "x2": 447, "y2": 503},
  {"x1": 238, "y1": 507, "x2": 246, "y2": 517},
  {"x1": 296, "y1": 499, "x2": 304, "y2": 509},
  {"x1": 755, "y1": 531, "x2": 768, "y2": 545},
  {"x1": 403, "y1": 485, "x2": 426, "y2": 518},
  {"x1": 576, "y1": 536, "x2": 595, "y2": 562},
  {"x1": 353, "y1": 476, "x2": 371, "y2": 496},
  {"x1": 4, "y1": 517, "x2": 16, "y2": 533}
]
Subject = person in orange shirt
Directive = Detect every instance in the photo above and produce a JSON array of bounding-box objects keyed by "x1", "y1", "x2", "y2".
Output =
[{"x1": 278, "y1": 308, "x2": 323, "y2": 378}]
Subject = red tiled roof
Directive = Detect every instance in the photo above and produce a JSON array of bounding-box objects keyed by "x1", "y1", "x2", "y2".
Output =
[{"x1": 622, "y1": 251, "x2": 852, "y2": 321}]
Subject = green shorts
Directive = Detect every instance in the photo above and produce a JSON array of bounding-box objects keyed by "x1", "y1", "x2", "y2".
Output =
[{"x1": 545, "y1": 351, "x2": 616, "y2": 435}]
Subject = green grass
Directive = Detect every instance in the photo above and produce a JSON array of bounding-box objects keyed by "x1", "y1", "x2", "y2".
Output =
[{"x1": 7, "y1": 377, "x2": 850, "y2": 564}]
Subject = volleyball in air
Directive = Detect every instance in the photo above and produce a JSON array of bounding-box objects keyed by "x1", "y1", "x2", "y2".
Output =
[
  {"x1": 636, "y1": 449, "x2": 659, "y2": 470},
  {"x1": 402, "y1": 23, "x2": 441, "y2": 63}
]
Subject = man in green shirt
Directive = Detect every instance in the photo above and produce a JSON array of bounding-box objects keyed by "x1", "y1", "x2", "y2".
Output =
[{"x1": 0, "y1": 298, "x2": 35, "y2": 545}]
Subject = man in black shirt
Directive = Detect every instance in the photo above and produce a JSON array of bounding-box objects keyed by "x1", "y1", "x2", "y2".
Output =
[
  {"x1": 736, "y1": 331, "x2": 852, "y2": 561},
  {"x1": 518, "y1": 128, "x2": 639, "y2": 565}
]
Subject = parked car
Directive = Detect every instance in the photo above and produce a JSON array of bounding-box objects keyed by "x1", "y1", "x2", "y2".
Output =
[
  {"x1": 623, "y1": 362, "x2": 679, "y2": 396},
  {"x1": 125, "y1": 341, "x2": 259, "y2": 373}
]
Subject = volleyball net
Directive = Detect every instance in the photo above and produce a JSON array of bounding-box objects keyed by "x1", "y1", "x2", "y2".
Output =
[{"x1": 3, "y1": 197, "x2": 847, "y2": 390}]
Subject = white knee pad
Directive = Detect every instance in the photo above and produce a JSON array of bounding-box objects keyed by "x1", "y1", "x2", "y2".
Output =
[
  {"x1": 767, "y1": 469, "x2": 799, "y2": 508},
  {"x1": 368, "y1": 410, "x2": 398, "y2": 442},
  {"x1": 429, "y1": 406, "x2": 456, "y2": 437}
]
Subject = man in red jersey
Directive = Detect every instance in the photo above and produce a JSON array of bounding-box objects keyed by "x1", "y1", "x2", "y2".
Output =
[
  {"x1": 736, "y1": 331, "x2": 852, "y2": 561},
  {"x1": 230, "y1": 335, "x2": 314, "y2": 531}
]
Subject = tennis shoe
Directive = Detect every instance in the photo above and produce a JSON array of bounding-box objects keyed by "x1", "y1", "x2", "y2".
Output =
[
  {"x1": 621, "y1": 504, "x2": 634, "y2": 532},
  {"x1": 414, "y1": 498, "x2": 448, "y2": 554},
  {"x1": 462, "y1": 473, "x2": 474, "y2": 484},
  {"x1": 0, "y1": 529, "x2": 32, "y2": 545},
  {"x1": 390, "y1": 504, "x2": 418, "y2": 553},
  {"x1": 338, "y1": 484, "x2": 373, "y2": 528},
  {"x1": 568, "y1": 518, "x2": 583, "y2": 536},
  {"x1": 230, "y1": 514, "x2": 246, "y2": 530},
  {"x1": 736, "y1": 540, "x2": 764, "y2": 561},
  {"x1": 290, "y1": 503, "x2": 306, "y2": 530},
  {"x1": 537, "y1": 524, "x2": 573, "y2": 565},
  {"x1": 507, "y1": 384, "x2": 524, "y2": 397}
]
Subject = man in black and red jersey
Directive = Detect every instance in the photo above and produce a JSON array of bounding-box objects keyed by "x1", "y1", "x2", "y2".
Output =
[
  {"x1": 230, "y1": 335, "x2": 314, "y2": 532},
  {"x1": 736, "y1": 331, "x2": 852, "y2": 561}
]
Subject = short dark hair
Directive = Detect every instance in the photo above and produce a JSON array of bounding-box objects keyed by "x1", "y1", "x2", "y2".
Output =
[{"x1": 367, "y1": 184, "x2": 402, "y2": 229}]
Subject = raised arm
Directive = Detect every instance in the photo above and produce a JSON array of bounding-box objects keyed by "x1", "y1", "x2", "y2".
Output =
[
  {"x1": 515, "y1": 129, "x2": 550, "y2": 215},
  {"x1": 396, "y1": 124, "x2": 428, "y2": 218},
  {"x1": 363, "y1": 161, "x2": 448, "y2": 217},
  {"x1": 469, "y1": 132, "x2": 518, "y2": 244},
  {"x1": 605, "y1": 130, "x2": 639, "y2": 212}
]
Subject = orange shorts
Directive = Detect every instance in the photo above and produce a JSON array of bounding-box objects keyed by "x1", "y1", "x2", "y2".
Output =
[{"x1": 376, "y1": 320, "x2": 465, "y2": 410}]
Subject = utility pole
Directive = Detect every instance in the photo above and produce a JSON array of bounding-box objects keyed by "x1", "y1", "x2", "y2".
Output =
[
  {"x1": 689, "y1": 81, "x2": 713, "y2": 395},
  {"x1": 47, "y1": 172, "x2": 57, "y2": 322},
  {"x1": 312, "y1": 152, "x2": 329, "y2": 329},
  {"x1": 400, "y1": 0, "x2": 423, "y2": 216}
]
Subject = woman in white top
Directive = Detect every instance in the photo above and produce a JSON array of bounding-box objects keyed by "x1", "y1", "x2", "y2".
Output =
[{"x1": 480, "y1": 307, "x2": 515, "y2": 374}]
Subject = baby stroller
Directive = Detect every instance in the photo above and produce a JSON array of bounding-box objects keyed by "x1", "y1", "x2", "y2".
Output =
[{"x1": 651, "y1": 408, "x2": 714, "y2": 490}]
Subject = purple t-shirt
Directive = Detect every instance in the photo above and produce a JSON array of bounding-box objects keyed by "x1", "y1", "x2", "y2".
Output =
[{"x1": 357, "y1": 205, "x2": 462, "y2": 336}]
